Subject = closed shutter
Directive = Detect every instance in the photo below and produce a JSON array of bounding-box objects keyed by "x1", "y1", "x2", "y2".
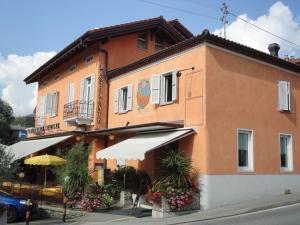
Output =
[
  {"x1": 79, "y1": 79, "x2": 85, "y2": 115},
  {"x1": 90, "y1": 75, "x2": 95, "y2": 101},
  {"x1": 278, "y1": 81, "x2": 290, "y2": 111},
  {"x1": 45, "y1": 93, "x2": 52, "y2": 116},
  {"x1": 38, "y1": 96, "x2": 45, "y2": 127},
  {"x1": 172, "y1": 71, "x2": 177, "y2": 101},
  {"x1": 51, "y1": 92, "x2": 58, "y2": 116},
  {"x1": 114, "y1": 88, "x2": 120, "y2": 114},
  {"x1": 151, "y1": 75, "x2": 161, "y2": 104},
  {"x1": 68, "y1": 83, "x2": 75, "y2": 103},
  {"x1": 127, "y1": 84, "x2": 133, "y2": 111}
]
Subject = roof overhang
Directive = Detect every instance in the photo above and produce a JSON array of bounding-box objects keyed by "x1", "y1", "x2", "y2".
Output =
[{"x1": 89, "y1": 121, "x2": 184, "y2": 136}]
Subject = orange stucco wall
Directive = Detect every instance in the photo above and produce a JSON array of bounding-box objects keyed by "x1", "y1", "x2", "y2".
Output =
[
  {"x1": 33, "y1": 31, "x2": 174, "y2": 180},
  {"x1": 107, "y1": 46, "x2": 207, "y2": 174},
  {"x1": 205, "y1": 45, "x2": 300, "y2": 175}
]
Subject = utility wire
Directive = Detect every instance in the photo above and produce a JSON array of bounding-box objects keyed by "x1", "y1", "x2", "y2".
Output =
[
  {"x1": 229, "y1": 12, "x2": 300, "y2": 48},
  {"x1": 186, "y1": 0, "x2": 220, "y2": 11},
  {"x1": 136, "y1": 0, "x2": 219, "y2": 21}
]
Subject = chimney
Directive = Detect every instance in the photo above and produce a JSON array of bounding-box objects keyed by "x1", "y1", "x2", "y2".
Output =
[{"x1": 268, "y1": 43, "x2": 280, "y2": 57}]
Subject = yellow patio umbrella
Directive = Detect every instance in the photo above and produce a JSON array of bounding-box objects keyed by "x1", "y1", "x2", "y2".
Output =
[{"x1": 24, "y1": 154, "x2": 66, "y2": 187}]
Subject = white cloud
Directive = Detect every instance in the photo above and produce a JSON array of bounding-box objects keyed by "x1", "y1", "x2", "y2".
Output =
[
  {"x1": 214, "y1": 1, "x2": 300, "y2": 56},
  {"x1": 0, "y1": 51, "x2": 56, "y2": 116}
]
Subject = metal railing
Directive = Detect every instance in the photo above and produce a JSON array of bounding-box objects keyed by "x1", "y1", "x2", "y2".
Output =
[{"x1": 63, "y1": 100, "x2": 94, "y2": 120}]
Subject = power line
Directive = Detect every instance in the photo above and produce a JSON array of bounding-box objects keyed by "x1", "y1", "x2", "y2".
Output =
[
  {"x1": 186, "y1": 0, "x2": 220, "y2": 11},
  {"x1": 229, "y1": 11, "x2": 300, "y2": 49},
  {"x1": 136, "y1": 0, "x2": 219, "y2": 21}
]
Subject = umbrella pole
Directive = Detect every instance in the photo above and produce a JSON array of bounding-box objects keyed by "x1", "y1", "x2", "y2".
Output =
[{"x1": 44, "y1": 167, "x2": 47, "y2": 188}]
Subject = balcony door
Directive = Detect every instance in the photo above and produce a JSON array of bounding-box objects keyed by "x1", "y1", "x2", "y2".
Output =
[{"x1": 80, "y1": 75, "x2": 95, "y2": 118}]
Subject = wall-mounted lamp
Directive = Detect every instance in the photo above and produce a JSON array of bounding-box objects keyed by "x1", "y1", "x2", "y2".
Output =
[
  {"x1": 176, "y1": 66, "x2": 195, "y2": 77},
  {"x1": 75, "y1": 135, "x2": 82, "y2": 142},
  {"x1": 108, "y1": 134, "x2": 115, "y2": 141},
  {"x1": 126, "y1": 121, "x2": 130, "y2": 127}
]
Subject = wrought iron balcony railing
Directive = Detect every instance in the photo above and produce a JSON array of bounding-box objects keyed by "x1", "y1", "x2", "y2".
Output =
[{"x1": 63, "y1": 100, "x2": 94, "y2": 120}]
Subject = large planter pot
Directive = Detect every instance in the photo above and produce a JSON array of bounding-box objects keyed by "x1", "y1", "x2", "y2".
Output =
[{"x1": 152, "y1": 193, "x2": 200, "y2": 218}]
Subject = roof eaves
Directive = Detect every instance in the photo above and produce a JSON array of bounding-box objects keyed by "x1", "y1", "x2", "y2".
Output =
[{"x1": 109, "y1": 30, "x2": 300, "y2": 77}]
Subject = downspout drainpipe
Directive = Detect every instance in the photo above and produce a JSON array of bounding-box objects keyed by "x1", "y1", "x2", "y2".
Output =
[{"x1": 80, "y1": 40, "x2": 109, "y2": 170}]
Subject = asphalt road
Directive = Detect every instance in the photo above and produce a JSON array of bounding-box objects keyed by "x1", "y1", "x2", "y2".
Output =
[
  {"x1": 182, "y1": 203, "x2": 300, "y2": 225},
  {"x1": 11, "y1": 203, "x2": 300, "y2": 225}
]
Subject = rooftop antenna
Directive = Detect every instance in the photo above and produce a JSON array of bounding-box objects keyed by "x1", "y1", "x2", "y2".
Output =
[{"x1": 221, "y1": 2, "x2": 229, "y2": 38}]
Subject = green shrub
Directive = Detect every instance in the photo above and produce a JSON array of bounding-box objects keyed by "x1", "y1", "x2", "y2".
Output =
[{"x1": 56, "y1": 143, "x2": 92, "y2": 198}]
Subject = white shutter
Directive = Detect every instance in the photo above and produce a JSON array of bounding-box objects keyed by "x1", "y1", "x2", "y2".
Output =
[
  {"x1": 278, "y1": 81, "x2": 290, "y2": 111},
  {"x1": 51, "y1": 92, "x2": 58, "y2": 116},
  {"x1": 114, "y1": 89, "x2": 120, "y2": 114},
  {"x1": 287, "y1": 81, "x2": 291, "y2": 111},
  {"x1": 68, "y1": 83, "x2": 75, "y2": 103},
  {"x1": 45, "y1": 93, "x2": 52, "y2": 116},
  {"x1": 127, "y1": 84, "x2": 133, "y2": 111},
  {"x1": 79, "y1": 79, "x2": 85, "y2": 115},
  {"x1": 151, "y1": 75, "x2": 161, "y2": 104},
  {"x1": 90, "y1": 75, "x2": 95, "y2": 101},
  {"x1": 79, "y1": 79, "x2": 85, "y2": 102},
  {"x1": 38, "y1": 96, "x2": 45, "y2": 127},
  {"x1": 172, "y1": 71, "x2": 177, "y2": 101}
]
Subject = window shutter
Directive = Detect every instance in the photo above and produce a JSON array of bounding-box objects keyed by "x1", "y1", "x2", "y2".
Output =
[
  {"x1": 127, "y1": 84, "x2": 133, "y2": 111},
  {"x1": 151, "y1": 75, "x2": 161, "y2": 104},
  {"x1": 287, "y1": 81, "x2": 291, "y2": 111},
  {"x1": 45, "y1": 93, "x2": 52, "y2": 116},
  {"x1": 51, "y1": 92, "x2": 58, "y2": 116},
  {"x1": 172, "y1": 71, "x2": 177, "y2": 101},
  {"x1": 114, "y1": 88, "x2": 120, "y2": 114},
  {"x1": 278, "y1": 81, "x2": 290, "y2": 111},
  {"x1": 90, "y1": 75, "x2": 95, "y2": 101},
  {"x1": 68, "y1": 83, "x2": 75, "y2": 103},
  {"x1": 79, "y1": 79, "x2": 85, "y2": 115},
  {"x1": 38, "y1": 96, "x2": 45, "y2": 127}
]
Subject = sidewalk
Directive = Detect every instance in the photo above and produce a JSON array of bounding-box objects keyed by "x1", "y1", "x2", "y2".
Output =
[{"x1": 92, "y1": 192, "x2": 300, "y2": 225}]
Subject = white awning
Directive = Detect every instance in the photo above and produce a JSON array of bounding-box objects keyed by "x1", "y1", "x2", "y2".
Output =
[
  {"x1": 96, "y1": 128, "x2": 194, "y2": 161},
  {"x1": 6, "y1": 135, "x2": 73, "y2": 161}
]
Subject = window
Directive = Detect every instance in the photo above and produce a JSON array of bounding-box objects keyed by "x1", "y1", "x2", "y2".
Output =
[
  {"x1": 80, "y1": 75, "x2": 95, "y2": 117},
  {"x1": 37, "y1": 96, "x2": 45, "y2": 127},
  {"x1": 151, "y1": 71, "x2": 177, "y2": 105},
  {"x1": 278, "y1": 81, "x2": 291, "y2": 111},
  {"x1": 237, "y1": 129, "x2": 253, "y2": 171},
  {"x1": 45, "y1": 92, "x2": 58, "y2": 117},
  {"x1": 114, "y1": 84, "x2": 132, "y2": 114},
  {"x1": 280, "y1": 134, "x2": 293, "y2": 171},
  {"x1": 155, "y1": 35, "x2": 164, "y2": 52},
  {"x1": 137, "y1": 32, "x2": 148, "y2": 50},
  {"x1": 69, "y1": 64, "x2": 76, "y2": 72},
  {"x1": 85, "y1": 55, "x2": 94, "y2": 63}
]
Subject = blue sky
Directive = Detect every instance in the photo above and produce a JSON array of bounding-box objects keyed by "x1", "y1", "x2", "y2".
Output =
[
  {"x1": 0, "y1": 0, "x2": 299, "y2": 57},
  {"x1": 0, "y1": 0, "x2": 300, "y2": 116}
]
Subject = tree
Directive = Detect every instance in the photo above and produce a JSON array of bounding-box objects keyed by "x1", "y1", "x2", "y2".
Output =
[
  {"x1": 0, "y1": 145, "x2": 18, "y2": 184},
  {"x1": 56, "y1": 143, "x2": 92, "y2": 197},
  {"x1": 12, "y1": 115, "x2": 34, "y2": 127},
  {"x1": 0, "y1": 98, "x2": 14, "y2": 144}
]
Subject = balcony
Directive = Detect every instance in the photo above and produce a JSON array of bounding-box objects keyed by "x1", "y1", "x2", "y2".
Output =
[{"x1": 63, "y1": 100, "x2": 94, "y2": 126}]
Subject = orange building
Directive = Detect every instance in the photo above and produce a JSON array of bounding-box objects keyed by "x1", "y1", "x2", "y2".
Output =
[{"x1": 7, "y1": 18, "x2": 300, "y2": 210}]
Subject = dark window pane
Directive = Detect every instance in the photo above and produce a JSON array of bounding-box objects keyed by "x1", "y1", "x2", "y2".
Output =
[
  {"x1": 238, "y1": 132, "x2": 249, "y2": 167},
  {"x1": 280, "y1": 136, "x2": 288, "y2": 168},
  {"x1": 165, "y1": 74, "x2": 173, "y2": 102},
  {"x1": 137, "y1": 33, "x2": 148, "y2": 50}
]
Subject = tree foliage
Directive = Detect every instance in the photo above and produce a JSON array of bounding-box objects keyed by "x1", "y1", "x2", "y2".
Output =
[
  {"x1": 56, "y1": 143, "x2": 92, "y2": 198},
  {"x1": 0, "y1": 145, "x2": 18, "y2": 184},
  {"x1": 12, "y1": 115, "x2": 35, "y2": 127},
  {"x1": 0, "y1": 98, "x2": 14, "y2": 144}
]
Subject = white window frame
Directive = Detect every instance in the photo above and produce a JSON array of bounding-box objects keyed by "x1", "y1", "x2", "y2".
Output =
[
  {"x1": 161, "y1": 72, "x2": 173, "y2": 104},
  {"x1": 237, "y1": 129, "x2": 254, "y2": 172},
  {"x1": 151, "y1": 70, "x2": 177, "y2": 105},
  {"x1": 45, "y1": 91, "x2": 58, "y2": 117},
  {"x1": 115, "y1": 84, "x2": 132, "y2": 114},
  {"x1": 279, "y1": 133, "x2": 293, "y2": 172},
  {"x1": 119, "y1": 85, "x2": 129, "y2": 113}
]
